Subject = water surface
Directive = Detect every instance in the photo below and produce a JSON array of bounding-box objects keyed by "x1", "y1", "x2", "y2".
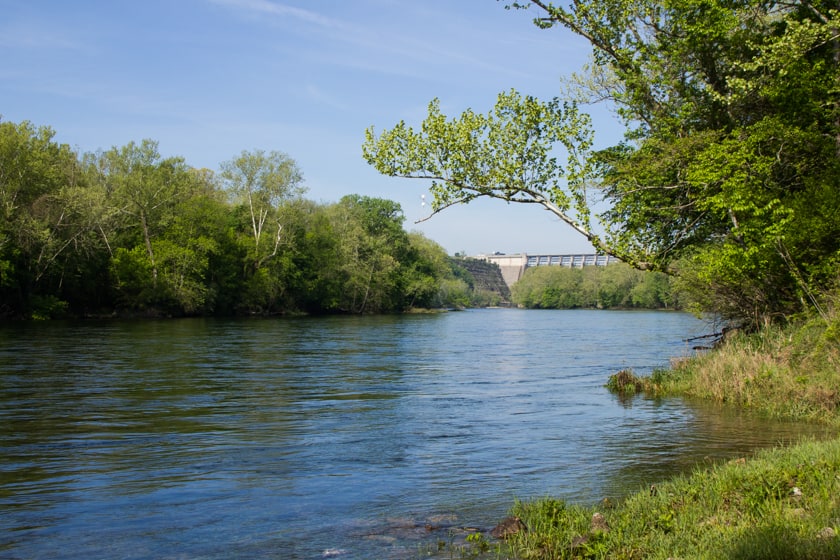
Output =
[{"x1": 0, "y1": 310, "x2": 832, "y2": 559}]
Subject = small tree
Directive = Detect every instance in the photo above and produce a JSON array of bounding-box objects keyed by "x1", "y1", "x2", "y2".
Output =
[{"x1": 220, "y1": 150, "x2": 305, "y2": 270}]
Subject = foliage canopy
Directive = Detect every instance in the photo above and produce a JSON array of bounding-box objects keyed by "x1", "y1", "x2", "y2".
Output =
[
  {"x1": 512, "y1": 263, "x2": 677, "y2": 309},
  {"x1": 364, "y1": 0, "x2": 840, "y2": 329},
  {"x1": 0, "y1": 118, "x2": 482, "y2": 318}
]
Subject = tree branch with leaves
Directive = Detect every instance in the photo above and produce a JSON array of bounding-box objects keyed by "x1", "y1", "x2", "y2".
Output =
[
  {"x1": 365, "y1": 1, "x2": 840, "y2": 329},
  {"x1": 365, "y1": 90, "x2": 652, "y2": 269}
]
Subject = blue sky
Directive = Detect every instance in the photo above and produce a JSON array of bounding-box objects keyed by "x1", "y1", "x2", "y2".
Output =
[{"x1": 1, "y1": 0, "x2": 625, "y2": 255}]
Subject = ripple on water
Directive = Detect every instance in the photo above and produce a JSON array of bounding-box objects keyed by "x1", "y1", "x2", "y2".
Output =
[{"x1": 1, "y1": 311, "x2": 833, "y2": 558}]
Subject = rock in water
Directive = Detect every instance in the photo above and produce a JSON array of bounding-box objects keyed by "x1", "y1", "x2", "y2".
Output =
[{"x1": 490, "y1": 516, "x2": 527, "y2": 539}]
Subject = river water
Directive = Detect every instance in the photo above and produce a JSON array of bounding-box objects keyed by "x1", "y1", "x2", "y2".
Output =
[{"x1": 0, "y1": 309, "x2": 832, "y2": 559}]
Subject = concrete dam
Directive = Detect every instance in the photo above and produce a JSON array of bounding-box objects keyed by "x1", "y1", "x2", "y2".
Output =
[{"x1": 476, "y1": 253, "x2": 620, "y2": 289}]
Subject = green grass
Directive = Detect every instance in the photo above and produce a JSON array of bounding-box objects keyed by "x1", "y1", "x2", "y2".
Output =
[
  {"x1": 503, "y1": 438, "x2": 840, "y2": 559},
  {"x1": 643, "y1": 310, "x2": 840, "y2": 426}
]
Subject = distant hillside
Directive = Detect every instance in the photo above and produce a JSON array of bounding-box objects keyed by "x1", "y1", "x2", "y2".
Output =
[{"x1": 450, "y1": 257, "x2": 511, "y2": 303}]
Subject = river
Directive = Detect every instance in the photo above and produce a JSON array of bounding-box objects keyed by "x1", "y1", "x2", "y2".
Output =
[{"x1": 0, "y1": 309, "x2": 831, "y2": 559}]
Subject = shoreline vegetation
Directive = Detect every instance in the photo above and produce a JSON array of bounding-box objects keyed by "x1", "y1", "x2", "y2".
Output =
[
  {"x1": 0, "y1": 120, "x2": 520, "y2": 321},
  {"x1": 471, "y1": 298, "x2": 839, "y2": 559},
  {"x1": 504, "y1": 437, "x2": 840, "y2": 560},
  {"x1": 511, "y1": 263, "x2": 679, "y2": 311}
]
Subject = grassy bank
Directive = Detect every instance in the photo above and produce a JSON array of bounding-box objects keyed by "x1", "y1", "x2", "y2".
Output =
[
  {"x1": 503, "y1": 437, "x2": 840, "y2": 559},
  {"x1": 480, "y1": 305, "x2": 840, "y2": 559},
  {"x1": 642, "y1": 309, "x2": 840, "y2": 426}
]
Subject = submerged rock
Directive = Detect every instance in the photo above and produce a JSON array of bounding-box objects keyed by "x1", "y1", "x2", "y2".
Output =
[{"x1": 490, "y1": 516, "x2": 527, "y2": 539}]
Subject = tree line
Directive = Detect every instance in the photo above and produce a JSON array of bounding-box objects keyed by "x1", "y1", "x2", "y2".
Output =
[
  {"x1": 511, "y1": 263, "x2": 679, "y2": 310},
  {"x1": 0, "y1": 119, "x2": 488, "y2": 319}
]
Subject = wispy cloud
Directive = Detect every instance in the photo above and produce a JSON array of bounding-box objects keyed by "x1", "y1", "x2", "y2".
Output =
[
  {"x1": 0, "y1": 23, "x2": 85, "y2": 50},
  {"x1": 207, "y1": 0, "x2": 348, "y2": 30},
  {"x1": 304, "y1": 84, "x2": 348, "y2": 112},
  {"x1": 207, "y1": 0, "x2": 516, "y2": 81}
]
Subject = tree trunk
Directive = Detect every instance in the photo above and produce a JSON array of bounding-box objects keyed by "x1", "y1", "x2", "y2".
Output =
[{"x1": 140, "y1": 209, "x2": 158, "y2": 284}]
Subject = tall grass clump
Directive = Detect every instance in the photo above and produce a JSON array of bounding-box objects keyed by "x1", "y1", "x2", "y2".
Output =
[
  {"x1": 504, "y1": 438, "x2": 840, "y2": 559},
  {"x1": 645, "y1": 298, "x2": 840, "y2": 425}
]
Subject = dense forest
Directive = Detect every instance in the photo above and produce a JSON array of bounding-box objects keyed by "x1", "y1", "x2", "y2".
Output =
[{"x1": 0, "y1": 119, "x2": 500, "y2": 319}]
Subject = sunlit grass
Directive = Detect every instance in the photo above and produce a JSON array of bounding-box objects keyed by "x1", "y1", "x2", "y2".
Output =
[
  {"x1": 503, "y1": 438, "x2": 840, "y2": 559},
  {"x1": 646, "y1": 308, "x2": 840, "y2": 426}
]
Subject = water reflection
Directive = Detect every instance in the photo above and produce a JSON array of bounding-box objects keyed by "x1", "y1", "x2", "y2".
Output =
[
  {"x1": 596, "y1": 396, "x2": 835, "y2": 501},
  {"x1": 0, "y1": 311, "x2": 834, "y2": 559}
]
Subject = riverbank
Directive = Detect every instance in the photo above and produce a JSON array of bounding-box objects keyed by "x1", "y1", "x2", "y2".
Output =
[
  {"x1": 502, "y1": 437, "x2": 840, "y2": 559},
  {"x1": 491, "y1": 304, "x2": 840, "y2": 559},
  {"x1": 645, "y1": 309, "x2": 839, "y2": 427}
]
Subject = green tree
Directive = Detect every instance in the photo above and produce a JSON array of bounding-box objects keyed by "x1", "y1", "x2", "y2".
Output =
[
  {"x1": 365, "y1": 1, "x2": 840, "y2": 329},
  {"x1": 631, "y1": 269, "x2": 674, "y2": 309},
  {"x1": 153, "y1": 193, "x2": 232, "y2": 314},
  {"x1": 87, "y1": 140, "x2": 199, "y2": 286},
  {"x1": 512, "y1": 266, "x2": 583, "y2": 308},
  {"x1": 363, "y1": 90, "x2": 603, "y2": 258},
  {"x1": 0, "y1": 119, "x2": 100, "y2": 317},
  {"x1": 220, "y1": 149, "x2": 305, "y2": 271},
  {"x1": 550, "y1": 0, "x2": 840, "y2": 326},
  {"x1": 329, "y1": 195, "x2": 410, "y2": 313},
  {"x1": 597, "y1": 262, "x2": 636, "y2": 308},
  {"x1": 403, "y1": 232, "x2": 455, "y2": 308},
  {"x1": 511, "y1": 263, "x2": 675, "y2": 309},
  {"x1": 1, "y1": 117, "x2": 460, "y2": 317},
  {"x1": 217, "y1": 150, "x2": 307, "y2": 315},
  {"x1": 84, "y1": 141, "x2": 213, "y2": 313},
  {"x1": 285, "y1": 200, "x2": 345, "y2": 313}
]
